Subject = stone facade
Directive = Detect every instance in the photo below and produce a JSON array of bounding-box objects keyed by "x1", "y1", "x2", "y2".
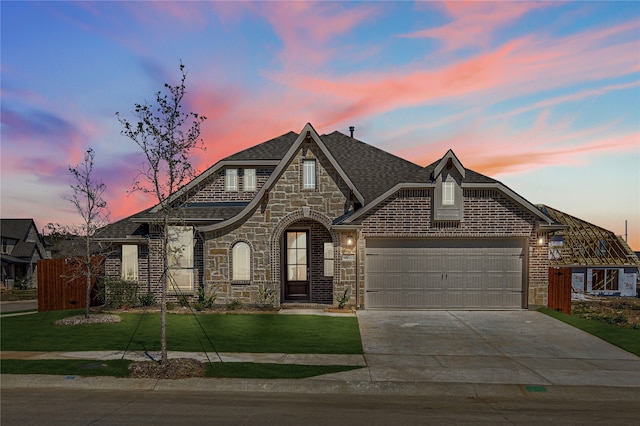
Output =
[{"x1": 200, "y1": 141, "x2": 354, "y2": 307}]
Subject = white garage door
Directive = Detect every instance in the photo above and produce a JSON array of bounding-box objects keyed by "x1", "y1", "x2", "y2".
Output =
[{"x1": 365, "y1": 239, "x2": 525, "y2": 309}]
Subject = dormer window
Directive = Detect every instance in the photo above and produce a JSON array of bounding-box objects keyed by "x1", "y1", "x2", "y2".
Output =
[
  {"x1": 432, "y1": 150, "x2": 465, "y2": 222},
  {"x1": 243, "y1": 169, "x2": 256, "y2": 192},
  {"x1": 225, "y1": 169, "x2": 238, "y2": 192},
  {"x1": 442, "y1": 181, "x2": 455, "y2": 206}
]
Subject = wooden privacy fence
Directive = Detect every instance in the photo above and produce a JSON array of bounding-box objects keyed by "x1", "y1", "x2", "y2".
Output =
[
  {"x1": 37, "y1": 257, "x2": 103, "y2": 312},
  {"x1": 548, "y1": 267, "x2": 572, "y2": 315}
]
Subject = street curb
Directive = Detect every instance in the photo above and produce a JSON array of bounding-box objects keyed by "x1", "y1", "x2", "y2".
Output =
[{"x1": 2, "y1": 374, "x2": 640, "y2": 400}]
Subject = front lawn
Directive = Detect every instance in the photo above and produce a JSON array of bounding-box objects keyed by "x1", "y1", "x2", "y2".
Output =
[
  {"x1": 0, "y1": 310, "x2": 363, "y2": 354},
  {"x1": 539, "y1": 307, "x2": 640, "y2": 357}
]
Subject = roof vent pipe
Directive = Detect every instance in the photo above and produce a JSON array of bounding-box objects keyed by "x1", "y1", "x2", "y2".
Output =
[{"x1": 349, "y1": 126, "x2": 355, "y2": 138}]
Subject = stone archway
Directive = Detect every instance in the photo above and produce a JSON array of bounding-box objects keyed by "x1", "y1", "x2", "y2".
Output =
[{"x1": 271, "y1": 209, "x2": 338, "y2": 304}]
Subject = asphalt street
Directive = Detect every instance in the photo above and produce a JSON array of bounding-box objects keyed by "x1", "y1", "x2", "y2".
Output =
[{"x1": 2, "y1": 388, "x2": 639, "y2": 426}]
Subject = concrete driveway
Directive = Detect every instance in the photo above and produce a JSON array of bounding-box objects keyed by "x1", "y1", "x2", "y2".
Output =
[{"x1": 352, "y1": 310, "x2": 640, "y2": 387}]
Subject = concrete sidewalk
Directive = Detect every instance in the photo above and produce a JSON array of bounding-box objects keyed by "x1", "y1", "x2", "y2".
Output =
[{"x1": 0, "y1": 350, "x2": 365, "y2": 366}]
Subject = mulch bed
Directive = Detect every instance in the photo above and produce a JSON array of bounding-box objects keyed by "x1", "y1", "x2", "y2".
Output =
[{"x1": 128, "y1": 358, "x2": 206, "y2": 379}]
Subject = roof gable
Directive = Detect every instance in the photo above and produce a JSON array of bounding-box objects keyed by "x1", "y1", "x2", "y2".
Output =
[
  {"x1": 433, "y1": 149, "x2": 466, "y2": 180},
  {"x1": 1, "y1": 219, "x2": 37, "y2": 241},
  {"x1": 198, "y1": 123, "x2": 365, "y2": 232}
]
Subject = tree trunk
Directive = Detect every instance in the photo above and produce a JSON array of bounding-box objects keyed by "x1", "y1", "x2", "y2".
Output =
[
  {"x1": 85, "y1": 234, "x2": 91, "y2": 319},
  {"x1": 161, "y1": 217, "x2": 169, "y2": 364}
]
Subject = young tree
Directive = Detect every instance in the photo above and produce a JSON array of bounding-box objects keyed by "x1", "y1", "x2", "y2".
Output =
[
  {"x1": 66, "y1": 148, "x2": 109, "y2": 318},
  {"x1": 116, "y1": 63, "x2": 206, "y2": 364}
]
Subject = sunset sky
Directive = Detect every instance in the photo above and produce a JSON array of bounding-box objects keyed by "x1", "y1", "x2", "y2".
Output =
[{"x1": 2, "y1": 1, "x2": 639, "y2": 250}]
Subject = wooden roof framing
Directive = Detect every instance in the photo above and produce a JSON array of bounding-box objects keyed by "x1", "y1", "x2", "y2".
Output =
[{"x1": 540, "y1": 205, "x2": 639, "y2": 267}]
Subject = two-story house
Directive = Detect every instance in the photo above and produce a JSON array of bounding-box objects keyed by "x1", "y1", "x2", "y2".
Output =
[
  {"x1": 96, "y1": 123, "x2": 560, "y2": 310},
  {"x1": 0, "y1": 218, "x2": 49, "y2": 288}
]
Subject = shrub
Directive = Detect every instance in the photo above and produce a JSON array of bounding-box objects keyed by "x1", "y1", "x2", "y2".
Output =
[
  {"x1": 177, "y1": 293, "x2": 190, "y2": 307},
  {"x1": 99, "y1": 277, "x2": 139, "y2": 309},
  {"x1": 257, "y1": 285, "x2": 276, "y2": 307},
  {"x1": 227, "y1": 299, "x2": 242, "y2": 310},
  {"x1": 138, "y1": 291, "x2": 155, "y2": 307},
  {"x1": 336, "y1": 288, "x2": 350, "y2": 309},
  {"x1": 198, "y1": 285, "x2": 217, "y2": 309},
  {"x1": 13, "y1": 277, "x2": 32, "y2": 290}
]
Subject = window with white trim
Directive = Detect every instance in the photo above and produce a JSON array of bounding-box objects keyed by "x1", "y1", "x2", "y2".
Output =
[
  {"x1": 225, "y1": 169, "x2": 238, "y2": 191},
  {"x1": 442, "y1": 181, "x2": 455, "y2": 206},
  {"x1": 167, "y1": 226, "x2": 194, "y2": 292},
  {"x1": 121, "y1": 245, "x2": 138, "y2": 281},
  {"x1": 243, "y1": 169, "x2": 256, "y2": 192},
  {"x1": 302, "y1": 160, "x2": 316, "y2": 190},
  {"x1": 232, "y1": 242, "x2": 251, "y2": 281},
  {"x1": 323, "y1": 242, "x2": 334, "y2": 277}
]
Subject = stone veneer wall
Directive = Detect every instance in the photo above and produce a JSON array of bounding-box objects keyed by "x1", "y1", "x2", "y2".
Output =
[
  {"x1": 357, "y1": 188, "x2": 549, "y2": 307},
  {"x1": 202, "y1": 140, "x2": 355, "y2": 307}
]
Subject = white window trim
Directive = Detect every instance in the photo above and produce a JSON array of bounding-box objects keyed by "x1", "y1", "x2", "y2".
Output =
[
  {"x1": 442, "y1": 181, "x2": 455, "y2": 206},
  {"x1": 243, "y1": 168, "x2": 256, "y2": 192},
  {"x1": 121, "y1": 245, "x2": 138, "y2": 281},
  {"x1": 302, "y1": 159, "x2": 316, "y2": 190},
  {"x1": 232, "y1": 242, "x2": 251, "y2": 282},
  {"x1": 225, "y1": 169, "x2": 238, "y2": 192},
  {"x1": 167, "y1": 226, "x2": 194, "y2": 292},
  {"x1": 323, "y1": 242, "x2": 334, "y2": 277}
]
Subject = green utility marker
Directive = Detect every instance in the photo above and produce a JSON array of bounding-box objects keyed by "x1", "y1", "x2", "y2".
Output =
[{"x1": 525, "y1": 385, "x2": 547, "y2": 393}]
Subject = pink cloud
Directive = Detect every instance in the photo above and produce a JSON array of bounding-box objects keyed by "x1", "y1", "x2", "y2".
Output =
[
  {"x1": 399, "y1": 1, "x2": 549, "y2": 51},
  {"x1": 264, "y1": 18, "x2": 639, "y2": 129},
  {"x1": 257, "y1": 1, "x2": 379, "y2": 69}
]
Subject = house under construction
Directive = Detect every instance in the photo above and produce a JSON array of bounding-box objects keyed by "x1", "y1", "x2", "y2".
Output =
[{"x1": 540, "y1": 205, "x2": 639, "y2": 297}]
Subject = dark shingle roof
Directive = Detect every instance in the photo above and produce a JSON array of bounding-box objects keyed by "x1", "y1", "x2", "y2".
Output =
[
  {"x1": 103, "y1": 127, "x2": 510, "y2": 238},
  {"x1": 224, "y1": 131, "x2": 299, "y2": 161},
  {"x1": 95, "y1": 209, "x2": 150, "y2": 240},
  {"x1": 10, "y1": 241, "x2": 36, "y2": 257},
  {"x1": 1, "y1": 219, "x2": 36, "y2": 241},
  {"x1": 322, "y1": 131, "x2": 431, "y2": 203}
]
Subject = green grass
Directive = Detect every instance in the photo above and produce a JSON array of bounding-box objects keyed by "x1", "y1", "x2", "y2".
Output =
[
  {"x1": 1, "y1": 310, "x2": 363, "y2": 354},
  {"x1": 539, "y1": 307, "x2": 640, "y2": 357},
  {"x1": 0, "y1": 359, "x2": 362, "y2": 379},
  {"x1": 205, "y1": 363, "x2": 361, "y2": 379},
  {"x1": 0, "y1": 359, "x2": 132, "y2": 377}
]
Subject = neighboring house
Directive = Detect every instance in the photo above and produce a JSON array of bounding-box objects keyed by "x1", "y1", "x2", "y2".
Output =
[
  {"x1": 97, "y1": 123, "x2": 562, "y2": 310},
  {"x1": 540, "y1": 205, "x2": 639, "y2": 297},
  {"x1": 0, "y1": 218, "x2": 50, "y2": 288}
]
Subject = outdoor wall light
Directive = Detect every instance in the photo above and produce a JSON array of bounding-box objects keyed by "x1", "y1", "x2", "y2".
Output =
[
  {"x1": 537, "y1": 234, "x2": 546, "y2": 246},
  {"x1": 345, "y1": 234, "x2": 355, "y2": 248}
]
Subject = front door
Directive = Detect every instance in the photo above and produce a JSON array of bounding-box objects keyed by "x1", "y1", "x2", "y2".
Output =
[{"x1": 284, "y1": 231, "x2": 309, "y2": 301}]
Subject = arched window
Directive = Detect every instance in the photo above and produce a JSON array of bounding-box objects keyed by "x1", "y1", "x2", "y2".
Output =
[{"x1": 232, "y1": 242, "x2": 251, "y2": 281}]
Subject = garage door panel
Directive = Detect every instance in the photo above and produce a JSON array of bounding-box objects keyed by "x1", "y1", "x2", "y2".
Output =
[{"x1": 365, "y1": 239, "x2": 524, "y2": 309}]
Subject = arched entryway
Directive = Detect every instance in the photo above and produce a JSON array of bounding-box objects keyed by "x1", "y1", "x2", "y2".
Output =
[{"x1": 271, "y1": 211, "x2": 337, "y2": 304}]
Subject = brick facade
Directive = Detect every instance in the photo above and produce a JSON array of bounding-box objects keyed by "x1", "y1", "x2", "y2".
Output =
[{"x1": 356, "y1": 187, "x2": 549, "y2": 307}]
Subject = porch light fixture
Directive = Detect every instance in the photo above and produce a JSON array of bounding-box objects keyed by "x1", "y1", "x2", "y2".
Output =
[
  {"x1": 537, "y1": 233, "x2": 546, "y2": 246},
  {"x1": 345, "y1": 234, "x2": 355, "y2": 248}
]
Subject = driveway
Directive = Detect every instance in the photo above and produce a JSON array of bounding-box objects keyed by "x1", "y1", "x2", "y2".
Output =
[{"x1": 352, "y1": 310, "x2": 640, "y2": 387}]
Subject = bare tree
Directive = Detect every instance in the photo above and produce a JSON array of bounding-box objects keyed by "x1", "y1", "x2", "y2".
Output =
[
  {"x1": 116, "y1": 62, "x2": 206, "y2": 364},
  {"x1": 66, "y1": 148, "x2": 109, "y2": 318}
]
